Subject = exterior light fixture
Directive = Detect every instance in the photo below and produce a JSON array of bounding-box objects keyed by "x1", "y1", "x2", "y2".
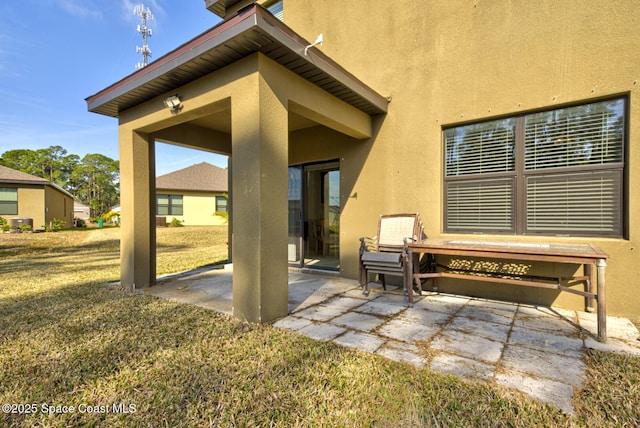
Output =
[
  {"x1": 304, "y1": 34, "x2": 323, "y2": 56},
  {"x1": 163, "y1": 95, "x2": 182, "y2": 113}
]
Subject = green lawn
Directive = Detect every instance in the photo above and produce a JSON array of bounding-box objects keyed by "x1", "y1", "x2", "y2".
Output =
[{"x1": 0, "y1": 227, "x2": 638, "y2": 427}]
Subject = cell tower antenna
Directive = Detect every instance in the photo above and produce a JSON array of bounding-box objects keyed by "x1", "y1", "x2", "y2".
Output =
[{"x1": 134, "y1": 4, "x2": 154, "y2": 69}]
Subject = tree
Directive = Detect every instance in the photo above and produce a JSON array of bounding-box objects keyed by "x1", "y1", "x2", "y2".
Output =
[
  {"x1": 70, "y1": 153, "x2": 120, "y2": 216},
  {"x1": 1, "y1": 146, "x2": 120, "y2": 217},
  {"x1": 0, "y1": 149, "x2": 40, "y2": 176},
  {"x1": 0, "y1": 145, "x2": 79, "y2": 189}
]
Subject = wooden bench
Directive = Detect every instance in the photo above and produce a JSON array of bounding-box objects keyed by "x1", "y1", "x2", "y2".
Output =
[
  {"x1": 359, "y1": 213, "x2": 424, "y2": 295},
  {"x1": 404, "y1": 239, "x2": 608, "y2": 341}
]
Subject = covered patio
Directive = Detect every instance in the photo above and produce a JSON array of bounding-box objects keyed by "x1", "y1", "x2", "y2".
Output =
[
  {"x1": 86, "y1": 4, "x2": 388, "y2": 323},
  {"x1": 143, "y1": 265, "x2": 640, "y2": 415}
]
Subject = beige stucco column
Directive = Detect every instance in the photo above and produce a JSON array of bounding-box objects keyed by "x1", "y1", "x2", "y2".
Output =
[
  {"x1": 119, "y1": 128, "x2": 156, "y2": 290},
  {"x1": 231, "y1": 72, "x2": 289, "y2": 323}
]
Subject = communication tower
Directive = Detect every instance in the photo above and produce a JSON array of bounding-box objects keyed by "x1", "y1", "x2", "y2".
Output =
[{"x1": 134, "y1": 4, "x2": 154, "y2": 69}]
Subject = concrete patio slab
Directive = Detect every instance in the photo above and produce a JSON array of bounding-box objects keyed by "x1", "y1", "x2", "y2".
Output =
[
  {"x1": 298, "y1": 322, "x2": 346, "y2": 341},
  {"x1": 333, "y1": 330, "x2": 385, "y2": 353},
  {"x1": 514, "y1": 306, "x2": 580, "y2": 335},
  {"x1": 376, "y1": 342, "x2": 427, "y2": 368},
  {"x1": 509, "y1": 325, "x2": 583, "y2": 357},
  {"x1": 447, "y1": 316, "x2": 512, "y2": 342},
  {"x1": 430, "y1": 329, "x2": 505, "y2": 364},
  {"x1": 331, "y1": 311, "x2": 386, "y2": 332},
  {"x1": 496, "y1": 370, "x2": 576, "y2": 415},
  {"x1": 354, "y1": 300, "x2": 407, "y2": 317},
  {"x1": 144, "y1": 267, "x2": 640, "y2": 415},
  {"x1": 501, "y1": 345, "x2": 586, "y2": 387},
  {"x1": 430, "y1": 353, "x2": 495, "y2": 381}
]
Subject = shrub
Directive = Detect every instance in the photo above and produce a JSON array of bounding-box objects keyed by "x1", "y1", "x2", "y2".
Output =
[
  {"x1": 74, "y1": 218, "x2": 87, "y2": 228},
  {"x1": 214, "y1": 211, "x2": 229, "y2": 220},
  {"x1": 44, "y1": 218, "x2": 66, "y2": 232},
  {"x1": 0, "y1": 217, "x2": 8, "y2": 232},
  {"x1": 168, "y1": 217, "x2": 184, "y2": 227},
  {"x1": 18, "y1": 224, "x2": 33, "y2": 233}
]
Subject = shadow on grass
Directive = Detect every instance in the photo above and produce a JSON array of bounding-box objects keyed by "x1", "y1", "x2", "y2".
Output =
[
  {"x1": 0, "y1": 241, "x2": 120, "y2": 276},
  {"x1": 8, "y1": 287, "x2": 639, "y2": 426},
  {"x1": 0, "y1": 279, "x2": 576, "y2": 427}
]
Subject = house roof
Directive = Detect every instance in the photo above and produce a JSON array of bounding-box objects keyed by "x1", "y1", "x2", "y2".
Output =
[
  {"x1": 86, "y1": 4, "x2": 388, "y2": 117},
  {"x1": 0, "y1": 165, "x2": 75, "y2": 198},
  {"x1": 156, "y1": 162, "x2": 228, "y2": 193},
  {"x1": 0, "y1": 165, "x2": 49, "y2": 184}
]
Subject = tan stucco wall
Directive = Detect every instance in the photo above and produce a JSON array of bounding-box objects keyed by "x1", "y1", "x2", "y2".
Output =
[
  {"x1": 157, "y1": 191, "x2": 227, "y2": 226},
  {"x1": 277, "y1": 0, "x2": 640, "y2": 322},
  {"x1": 44, "y1": 186, "x2": 73, "y2": 228},
  {"x1": 1, "y1": 185, "x2": 72, "y2": 229},
  {"x1": 16, "y1": 186, "x2": 45, "y2": 228},
  {"x1": 115, "y1": 1, "x2": 640, "y2": 322}
]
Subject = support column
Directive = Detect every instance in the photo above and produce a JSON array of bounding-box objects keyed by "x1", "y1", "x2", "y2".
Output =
[
  {"x1": 231, "y1": 73, "x2": 288, "y2": 323},
  {"x1": 119, "y1": 128, "x2": 156, "y2": 290}
]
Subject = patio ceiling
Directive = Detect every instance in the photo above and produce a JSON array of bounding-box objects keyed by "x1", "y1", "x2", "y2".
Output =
[{"x1": 86, "y1": 4, "x2": 388, "y2": 118}]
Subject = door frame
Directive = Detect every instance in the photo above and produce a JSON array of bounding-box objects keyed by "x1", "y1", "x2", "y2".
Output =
[{"x1": 288, "y1": 159, "x2": 340, "y2": 271}]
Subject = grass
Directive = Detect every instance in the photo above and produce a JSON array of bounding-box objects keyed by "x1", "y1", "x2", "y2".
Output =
[{"x1": 0, "y1": 227, "x2": 638, "y2": 427}]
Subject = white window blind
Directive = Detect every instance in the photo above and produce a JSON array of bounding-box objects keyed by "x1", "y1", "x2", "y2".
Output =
[
  {"x1": 525, "y1": 100, "x2": 624, "y2": 170},
  {"x1": 443, "y1": 97, "x2": 625, "y2": 237},
  {"x1": 446, "y1": 178, "x2": 514, "y2": 231},
  {"x1": 267, "y1": 0, "x2": 283, "y2": 21},
  {"x1": 0, "y1": 187, "x2": 18, "y2": 215},
  {"x1": 526, "y1": 171, "x2": 621, "y2": 233},
  {"x1": 445, "y1": 119, "x2": 515, "y2": 176}
]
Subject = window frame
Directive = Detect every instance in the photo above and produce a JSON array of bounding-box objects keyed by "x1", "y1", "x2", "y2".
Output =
[
  {"x1": 215, "y1": 195, "x2": 228, "y2": 213},
  {"x1": 156, "y1": 194, "x2": 183, "y2": 216},
  {"x1": 443, "y1": 96, "x2": 627, "y2": 238},
  {"x1": 264, "y1": 0, "x2": 283, "y2": 21},
  {"x1": 0, "y1": 187, "x2": 18, "y2": 216}
]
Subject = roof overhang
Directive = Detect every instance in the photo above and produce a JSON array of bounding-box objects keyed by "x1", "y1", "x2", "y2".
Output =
[
  {"x1": 86, "y1": 4, "x2": 388, "y2": 118},
  {"x1": 204, "y1": 0, "x2": 247, "y2": 18},
  {"x1": 0, "y1": 179, "x2": 75, "y2": 199}
]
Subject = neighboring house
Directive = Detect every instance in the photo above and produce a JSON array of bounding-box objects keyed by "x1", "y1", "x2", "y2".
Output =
[
  {"x1": 87, "y1": 1, "x2": 640, "y2": 324},
  {"x1": 155, "y1": 162, "x2": 228, "y2": 226},
  {"x1": 73, "y1": 201, "x2": 92, "y2": 221},
  {"x1": 0, "y1": 165, "x2": 74, "y2": 230}
]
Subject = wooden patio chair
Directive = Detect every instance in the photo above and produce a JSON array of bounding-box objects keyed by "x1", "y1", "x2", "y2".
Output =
[{"x1": 359, "y1": 213, "x2": 424, "y2": 295}]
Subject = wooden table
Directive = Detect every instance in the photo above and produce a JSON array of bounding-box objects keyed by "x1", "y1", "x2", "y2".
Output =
[{"x1": 404, "y1": 239, "x2": 608, "y2": 341}]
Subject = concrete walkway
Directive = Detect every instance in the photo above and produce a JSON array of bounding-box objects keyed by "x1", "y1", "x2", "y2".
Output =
[{"x1": 145, "y1": 266, "x2": 640, "y2": 415}]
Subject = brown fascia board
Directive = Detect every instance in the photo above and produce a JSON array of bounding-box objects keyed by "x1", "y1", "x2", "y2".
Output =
[
  {"x1": 86, "y1": 4, "x2": 388, "y2": 117},
  {"x1": 0, "y1": 179, "x2": 46, "y2": 186},
  {"x1": 85, "y1": 7, "x2": 257, "y2": 115}
]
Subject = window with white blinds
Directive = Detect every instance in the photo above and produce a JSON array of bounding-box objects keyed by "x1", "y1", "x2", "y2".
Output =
[
  {"x1": 156, "y1": 194, "x2": 183, "y2": 216},
  {"x1": 266, "y1": 0, "x2": 283, "y2": 21},
  {"x1": 0, "y1": 187, "x2": 18, "y2": 215},
  {"x1": 444, "y1": 97, "x2": 625, "y2": 237}
]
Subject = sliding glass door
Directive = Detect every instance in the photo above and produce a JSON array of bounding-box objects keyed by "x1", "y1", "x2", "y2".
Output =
[{"x1": 288, "y1": 161, "x2": 340, "y2": 270}]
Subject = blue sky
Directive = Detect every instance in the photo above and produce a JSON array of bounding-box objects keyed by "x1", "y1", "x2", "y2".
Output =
[{"x1": 0, "y1": 0, "x2": 228, "y2": 176}]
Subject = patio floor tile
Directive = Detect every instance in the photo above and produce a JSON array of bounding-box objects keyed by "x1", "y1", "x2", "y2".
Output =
[
  {"x1": 430, "y1": 329, "x2": 505, "y2": 364},
  {"x1": 430, "y1": 352, "x2": 495, "y2": 381},
  {"x1": 496, "y1": 370, "x2": 576, "y2": 415},
  {"x1": 333, "y1": 330, "x2": 385, "y2": 353},
  {"x1": 501, "y1": 345, "x2": 586, "y2": 387},
  {"x1": 146, "y1": 267, "x2": 640, "y2": 415},
  {"x1": 331, "y1": 312, "x2": 386, "y2": 332},
  {"x1": 298, "y1": 323, "x2": 346, "y2": 341}
]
